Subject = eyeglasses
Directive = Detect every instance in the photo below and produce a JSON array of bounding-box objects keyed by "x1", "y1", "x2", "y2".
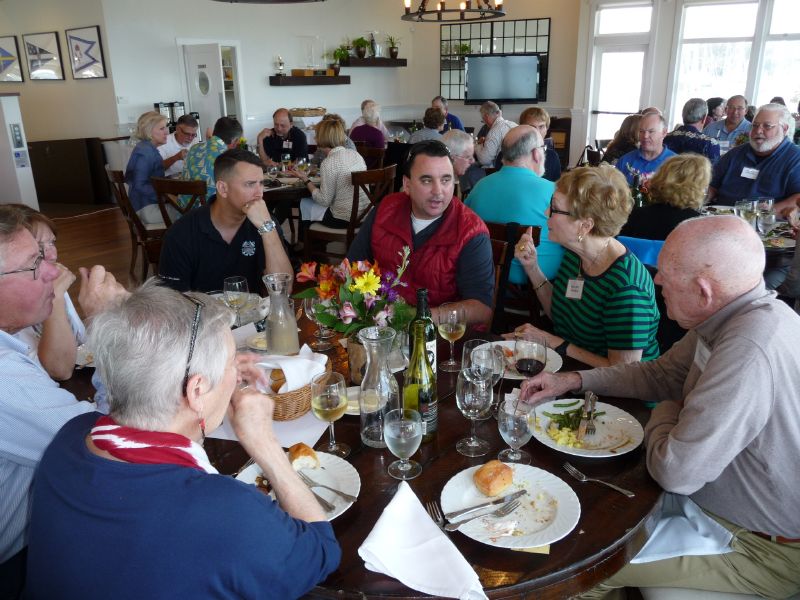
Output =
[
  {"x1": 455, "y1": 152, "x2": 475, "y2": 163},
  {"x1": 182, "y1": 293, "x2": 205, "y2": 394},
  {"x1": 177, "y1": 127, "x2": 198, "y2": 138},
  {"x1": 0, "y1": 249, "x2": 45, "y2": 280},
  {"x1": 751, "y1": 122, "x2": 779, "y2": 132},
  {"x1": 549, "y1": 200, "x2": 571, "y2": 217}
]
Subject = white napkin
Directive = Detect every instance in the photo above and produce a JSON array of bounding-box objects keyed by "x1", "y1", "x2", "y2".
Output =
[
  {"x1": 358, "y1": 481, "x2": 488, "y2": 600},
  {"x1": 631, "y1": 493, "x2": 733, "y2": 563},
  {"x1": 256, "y1": 344, "x2": 327, "y2": 393}
]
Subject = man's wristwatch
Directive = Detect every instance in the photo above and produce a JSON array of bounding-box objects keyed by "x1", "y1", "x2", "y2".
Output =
[
  {"x1": 554, "y1": 340, "x2": 569, "y2": 357},
  {"x1": 257, "y1": 219, "x2": 276, "y2": 235}
]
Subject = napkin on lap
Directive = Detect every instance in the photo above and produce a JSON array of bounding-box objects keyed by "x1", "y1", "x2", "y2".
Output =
[
  {"x1": 358, "y1": 481, "x2": 488, "y2": 600},
  {"x1": 256, "y1": 344, "x2": 327, "y2": 393}
]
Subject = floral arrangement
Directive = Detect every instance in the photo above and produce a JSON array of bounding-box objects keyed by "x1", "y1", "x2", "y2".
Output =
[
  {"x1": 294, "y1": 247, "x2": 415, "y2": 336},
  {"x1": 733, "y1": 132, "x2": 750, "y2": 147}
]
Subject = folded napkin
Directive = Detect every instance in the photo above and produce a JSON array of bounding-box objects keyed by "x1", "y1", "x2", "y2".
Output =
[
  {"x1": 358, "y1": 481, "x2": 488, "y2": 600},
  {"x1": 631, "y1": 493, "x2": 733, "y2": 564},
  {"x1": 256, "y1": 344, "x2": 327, "y2": 393}
]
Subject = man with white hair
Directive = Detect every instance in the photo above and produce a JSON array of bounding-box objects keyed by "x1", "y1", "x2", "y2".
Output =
[
  {"x1": 520, "y1": 216, "x2": 800, "y2": 599},
  {"x1": 475, "y1": 101, "x2": 516, "y2": 167},
  {"x1": 441, "y1": 128, "x2": 484, "y2": 198},
  {"x1": 708, "y1": 103, "x2": 800, "y2": 214},
  {"x1": 616, "y1": 112, "x2": 676, "y2": 185},
  {"x1": 664, "y1": 97, "x2": 720, "y2": 164}
]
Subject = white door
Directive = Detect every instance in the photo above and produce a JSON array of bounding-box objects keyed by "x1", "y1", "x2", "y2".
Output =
[{"x1": 183, "y1": 43, "x2": 226, "y2": 132}]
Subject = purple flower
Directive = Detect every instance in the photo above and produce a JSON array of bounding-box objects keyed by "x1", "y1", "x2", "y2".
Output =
[
  {"x1": 373, "y1": 308, "x2": 390, "y2": 327},
  {"x1": 386, "y1": 288, "x2": 399, "y2": 303},
  {"x1": 339, "y1": 301, "x2": 357, "y2": 324},
  {"x1": 364, "y1": 293, "x2": 377, "y2": 309}
]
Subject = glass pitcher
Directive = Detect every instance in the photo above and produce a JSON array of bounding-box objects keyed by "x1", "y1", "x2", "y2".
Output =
[
  {"x1": 262, "y1": 272, "x2": 300, "y2": 355},
  {"x1": 358, "y1": 326, "x2": 399, "y2": 448}
]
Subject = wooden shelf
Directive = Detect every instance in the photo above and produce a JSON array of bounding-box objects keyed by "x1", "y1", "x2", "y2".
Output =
[
  {"x1": 268, "y1": 75, "x2": 350, "y2": 86},
  {"x1": 341, "y1": 57, "x2": 407, "y2": 67}
]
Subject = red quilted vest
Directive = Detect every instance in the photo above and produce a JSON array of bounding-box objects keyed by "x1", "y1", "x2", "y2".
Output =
[{"x1": 370, "y1": 192, "x2": 488, "y2": 306}]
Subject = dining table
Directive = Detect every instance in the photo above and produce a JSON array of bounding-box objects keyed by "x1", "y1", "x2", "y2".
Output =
[{"x1": 61, "y1": 316, "x2": 663, "y2": 599}]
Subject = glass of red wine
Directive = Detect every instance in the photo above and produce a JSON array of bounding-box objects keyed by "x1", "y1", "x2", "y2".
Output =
[{"x1": 513, "y1": 334, "x2": 548, "y2": 379}]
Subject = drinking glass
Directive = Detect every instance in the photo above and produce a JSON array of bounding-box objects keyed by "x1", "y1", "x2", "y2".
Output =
[
  {"x1": 303, "y1": 296, "x2": 334, "y2": 351},
  {"x1": 756, "y1": 197, "x2": 774, "y2": 213},
  {"x1": 223, "y1": 276, "x2": 248, "y2": 327},
  {"x1": 296, "y1": 157, "x2": 309, "y2": 176},
  {"x1": 461, "y1": 339, "x2": 489, "y2": 375},
  {"x1": 266, "y1": 165, "x2": 279, "y2": 181},
  {"x1": 310, "y1": 371, "x2": 350, "y2": 458},
  {"x1": 437, "y1": 303, "x2": 466, "y2": 372},
  {"x1": 497, "y1": 397, "x2": 533, "y2": 464},
  {"x1": 455, "y1": 368, "x2": 493, "y2": 456},
  {"x1": 384, "y1": 408, "x2": 423, "y2": 480},
  {"x1": 513, "y1": 335, "x2": 548, "y2": 378},
  {"x1": 281, "y1": 153, "x2": 292, "y2": 173},
  {"x1": 757, "y1": 211, "x2": 777, "y2": 237},
  {"x1": 734, "y1": 200, "x2": 758, "y2": 229}
]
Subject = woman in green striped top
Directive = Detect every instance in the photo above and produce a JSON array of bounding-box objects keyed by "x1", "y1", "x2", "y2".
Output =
[{"x1": 506, "y1": 164, "x2": 660, "y2": 367}]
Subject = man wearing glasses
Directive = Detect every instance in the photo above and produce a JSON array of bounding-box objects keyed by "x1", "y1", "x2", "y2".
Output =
[
  {"x1": 158, "y1": 114, "x2": 199, "y2": 177},
  {"x1": 441, "y1": 129, "x2": 484, "y2": 199},
  {"x1": 703, "y1": 94, "x2": 752, "y2": 151},
  {"x1": 0, "y1": 205, "x2": 128, "y2": 597}
]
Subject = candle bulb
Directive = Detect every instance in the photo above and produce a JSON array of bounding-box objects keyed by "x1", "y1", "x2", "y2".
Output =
[
  {"x1": 460, "y1": 1, "x2": 466, "y2": 18},
  {"x1": 495, "y1": 0, "x2": 503, "y2": 7},
  {"x1": 404, "y1": 0, "x2": 411, "y2": 15}
]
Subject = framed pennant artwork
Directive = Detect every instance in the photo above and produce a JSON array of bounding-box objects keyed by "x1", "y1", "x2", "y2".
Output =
[
  {"x1": 65, "y1": 25, "x2": 106, "y2": 79},
  {"x1": 22, "y1": 31, "x2": 65, "y2": 80},
  {"x1": 0, "y1": 36, "x2": 24, "y2": 82}
]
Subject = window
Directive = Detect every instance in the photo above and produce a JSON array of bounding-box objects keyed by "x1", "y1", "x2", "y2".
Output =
[{"x1": 597, "y1": 6, "x2": 653, "y2": 34}]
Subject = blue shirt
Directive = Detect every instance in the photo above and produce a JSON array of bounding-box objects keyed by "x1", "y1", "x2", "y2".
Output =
[
  {"x1": 616, "y1": 147, "x2": 677, "y2": 185},
  {"x1": 703, "y1": 119, "x2": 752, "y2": 144},
  {"x1": 465, "y1": 166, "x2": 564, "y2": 283},
  {"x1": 710, "y1": 138, "x2": 800, "y2": 206},
  {"x1": 0, "y1": 330, "x2": 93, "y2": 563},
  {"x1": 27, "y1": 412, "x2": 341, "y2": 598},
  {"x1": 664, "y1": 124, "x2": 721, "y2": 164},
  {"x1": 443, "y1": 112, "x2": 465, "y2": 132},
  {"x1": 124, "y1": 140, "x2": 165, "y2": 213}
]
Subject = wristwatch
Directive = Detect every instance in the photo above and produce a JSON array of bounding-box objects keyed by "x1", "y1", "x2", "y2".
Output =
[
  {"x1": 256, "y1": 219, "x2": 276, "y2": 235},
  {"x1": 554, "y1": 340, "x2": 570, "y2": 357}
]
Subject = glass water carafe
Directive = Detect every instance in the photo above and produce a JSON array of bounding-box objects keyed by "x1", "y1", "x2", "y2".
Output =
[
  {"x1": 262, "y1": 272, "x2": 300, "y2": 355},
  {"x1": 358, "y1": 326, "x2": 399, "y2": 448}
]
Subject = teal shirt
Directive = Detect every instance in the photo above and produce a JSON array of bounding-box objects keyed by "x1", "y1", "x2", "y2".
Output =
[
  {"x1": 181, "y1": 136, "x2": 229, "y2": 206},
  {"x1": 465, "y1": 166, "x2": 564, "y2": 283},
  {"x1": 551, "y1": 250, "x2": 660, "y2": 361}
]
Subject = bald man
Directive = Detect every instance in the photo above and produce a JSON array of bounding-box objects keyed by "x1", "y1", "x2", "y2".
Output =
[{"x1": 521, "y1": 216, "x2": 800, "y2": 599}]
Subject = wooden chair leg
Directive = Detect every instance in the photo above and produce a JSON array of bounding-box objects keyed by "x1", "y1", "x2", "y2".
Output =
[{"x1": 129, "y1": 239, "x2": 138, "y2": 281}]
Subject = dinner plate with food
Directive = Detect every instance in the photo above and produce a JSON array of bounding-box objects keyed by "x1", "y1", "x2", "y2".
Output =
[
  {"x1": 440, "y1": 460, "x2": 580, "y2": 549},
  {"x1": 701, "y1": 205, "x2": 736, "y2": 216},
  {"x1": 530, "y1": 398, "x2": 644, "y2": 458},
  {"x1": 236, "y1": 443, "x2": 361, "y2": 520},
  {"x1": 762, "y1": 236, "x2": 796, "y2": 250},
  {"x1": 474, "y1": 340, "x2": 563, "y2": 380}
]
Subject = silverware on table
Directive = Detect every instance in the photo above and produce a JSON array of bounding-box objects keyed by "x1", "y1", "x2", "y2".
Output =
[
  {"x1": 563, "y1": 462, "x2": 635, "y2": 498},
  {"x1": 232, "y1": 457, "x2": 256, "y2": 478},
  {"x1": 307, "y1": 487, "x2": 336, "y2": 512},
  {"x1": 444, "y1": 488, "x2": 527, "y2": 521},
  {"x1": 576, "y1": 393, "x2": 591, "y2": 440},
  {"x1": 444, "y1": 499, "x2": 521, "y2": 532},
  {"x1": 298, "y1": 470, "x2": 357, "y2": 503},
  {"x1": 586, "y1": 391, "x2": 598, "y2": 436},
  {"x1": 425, "y1": 500, "x2": 446, "y2": 531}
]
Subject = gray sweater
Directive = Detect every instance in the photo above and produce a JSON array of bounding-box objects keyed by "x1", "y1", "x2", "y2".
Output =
[{"x1": 580, "y1": 282, "x2": 800, "y2": 538}]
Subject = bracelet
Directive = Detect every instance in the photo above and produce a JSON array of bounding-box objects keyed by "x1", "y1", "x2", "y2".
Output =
[
  {"x1": 554, "y1": 340, "x2": 569, "y2": 357},
  {"x1": 533, "y1": 278, "x2": 549, "y2": 291}
]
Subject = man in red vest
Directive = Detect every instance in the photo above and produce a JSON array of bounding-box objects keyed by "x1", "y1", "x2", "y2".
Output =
[{"x1": 347, "y1": 140, "x2": 494, "y2": 326}]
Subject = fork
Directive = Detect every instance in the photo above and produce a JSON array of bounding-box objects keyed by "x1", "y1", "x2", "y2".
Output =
[
  {"x1": 232, "y1": 457, "x2": 256, "y2": 478},
  {"x1": 586, "y1": 392, "x2": 598, "y2": 436},
  {"x1": 298, "y1": 470, "x2": 357, "y2": 503},
  {"x1": 444, "y1": 499, "x2": 521, "y2": 531},
  {"x1": 306, "y1": 486, "x2": 336, "y2": 512},
  {"x1": 576, "y1": 394, "x2": 591, "y2": 440},
  {"x1": 563, "y1": 462, "x2": 635, "y2": 498},
  {"x1": 425, "y1": 500, "x2": 446, "y2": 531}
]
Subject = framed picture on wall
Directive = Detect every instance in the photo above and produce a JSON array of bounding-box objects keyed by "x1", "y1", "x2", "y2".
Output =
[
  {"x1": 0, "y1": 36, "x2": 24, "y2": 82},
  {"x1": 65, "y1": 25, "x2": 106, "y2": 79},
  {"x1": 22, "y1": 31, "x2": 64, "y2": 80}
]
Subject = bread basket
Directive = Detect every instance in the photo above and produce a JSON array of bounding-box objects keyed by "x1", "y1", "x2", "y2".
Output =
[
  {"x1": 271, "y1": 357, "x2": 332, "y2": 421},
  {"x1": 289, "y1": 107, "x2": 326, "y2": 118}
]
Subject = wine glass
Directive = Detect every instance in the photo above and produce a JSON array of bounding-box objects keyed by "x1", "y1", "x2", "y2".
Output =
[
  {"x1": 734, "y1": 200, "x2": 758, "y2": 229},
  {"x1": 303, "y1": 296, "x2": 334, "y2": 351},
  {"x1": 455, "y1": 367, "x2": 493, "y2": 456},
  {"x1": 513, "y1": 335, "x2": 548, "y2": 378},
  {"x1": 384, "y1": 408, "x2": 423, "y2": 480},
  {"x1": 281, "y1": 153, "x2": 292, "y2": 174},
  {"x1": 437, "y1": 303, "x2": 466, "y2": 372},
  {"x1": 310, "y1": 371, "x2": 350, "y2": 458},
  {"x1": 757, "y1": 211, "x2": 777, "y2": 237},
  {"x1": 223, "y1": 276, "x2": 249, "y2": 327},
  {"x1": 497, "y1": 397, "x2": 533, "y2": 464},
  {"x1": 756, "y1": 197, "x2": 774, "y2": 213},
  {"x1": 469, "y1": 346, "x2": 505, "y2": 419},
  {"x1": 461, "y1": 339, "x2": 489, "y2": 375},
  {"x1": 266, "y1": 165, "x2": 279, "y2": 182},
  {"x1": 296, "y1": 157, "x2": 310, "y2": 177}
]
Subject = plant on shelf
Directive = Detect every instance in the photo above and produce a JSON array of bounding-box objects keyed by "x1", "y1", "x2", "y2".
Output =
[
  {"x1": 386, "y1": 34, "x2": 401, "y2": 59},
  {"x1": 351, "y1": 36, "x2": 370, "y2": 59},
  {"x1": 326, "y1": 45, "x2": 350, "y2": 74},
  {"x1": 455, "y1": 42, "x2": 472, "y2": 56}
]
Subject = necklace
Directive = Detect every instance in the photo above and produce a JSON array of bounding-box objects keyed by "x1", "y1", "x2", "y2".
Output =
[{"x1": 580, "y1": 239, "x2": 612, "y2": 276}]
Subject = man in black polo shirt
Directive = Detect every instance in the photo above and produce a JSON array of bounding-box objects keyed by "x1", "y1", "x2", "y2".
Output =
[
  {"x1": 256, "y1": 108, "x2": 309, "y2": 167},
  {"x1": 159, "y1": 148, "x2": 292, "y2": 293}
]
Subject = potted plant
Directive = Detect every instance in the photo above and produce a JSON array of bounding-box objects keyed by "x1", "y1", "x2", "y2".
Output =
[
  {"x1": 455, "y1": 42, "x2": 472, "y2": 56},
  {"x1": 385, "y1": 34, "x2": 401, "y2": 59},
  {"x1": 327, "y1": 45, "x2": 350, "y2": 74},
  {"x1": 352, "y1": 36, "x2": 370, "y2": 59}
]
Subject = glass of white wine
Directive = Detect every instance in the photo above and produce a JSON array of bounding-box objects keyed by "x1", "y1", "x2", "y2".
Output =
[
  {"x1": 296, "y1": 157, "x2": 310, "y2": 177},
  {"x1": 497, "y1": 397, "x2": 533, "y2": 464},
  {"x1": 310, "y1": 371, "x2": 350, "y2": 458},
  {"x1": 437, "y1": 303, "x2": 466, "y2": 372},
  {"x1": 384, "y1": 408, "x2": 423, "y2": 480},
  {"x1": 223, "y1": 276, "x2": 248, "y2": 327},
  {"x1": 734, "y1": 200, "x2": 758, "y2": 229}
]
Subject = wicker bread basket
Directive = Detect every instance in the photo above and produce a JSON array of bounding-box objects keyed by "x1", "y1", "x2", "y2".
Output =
[
  {"x1": 289, "y1": 107, "x2": 326, "y2": 118},
  {"x1": 271, "y1": 357, "x2": 332, "y2": 421}
]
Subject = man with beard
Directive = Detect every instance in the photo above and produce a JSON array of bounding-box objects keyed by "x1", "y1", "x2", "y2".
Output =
[{"x1": 708, "y1": 103, "x2": 800, "y2": 214}]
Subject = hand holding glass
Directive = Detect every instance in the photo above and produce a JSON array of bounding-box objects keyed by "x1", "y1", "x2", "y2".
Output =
[
  {"x1": 384, "y1": 409, "x2": 423, "y2": 480},
  {"x1": 223, "y1": 276, "x2": 248, "y2": 327},
  {"x1": 498, "y1": 397, "x2": 533, "y2": 464},
  {"x1": 310, "y1": 371, "x2": 350, "y2": 458}
]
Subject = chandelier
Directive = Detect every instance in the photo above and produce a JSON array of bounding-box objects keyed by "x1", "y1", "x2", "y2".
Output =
[{"x1": 402, "y1": 0, "x2": 505, "y2": 22}]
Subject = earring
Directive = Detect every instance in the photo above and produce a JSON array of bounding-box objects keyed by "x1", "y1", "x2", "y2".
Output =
[{"x1": 577, "y1": 233, "x2": 585, "y2": 243}]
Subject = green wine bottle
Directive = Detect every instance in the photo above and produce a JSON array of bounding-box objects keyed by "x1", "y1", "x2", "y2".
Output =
[
  {"x1": 403, "y1": 320, "x2": 438, "y2": 442},
  {"x1": 409, "y1": 288, "x2": 437, "y2": 374}
]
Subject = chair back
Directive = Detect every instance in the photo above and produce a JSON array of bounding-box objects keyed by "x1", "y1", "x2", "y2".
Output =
[
  {"x1": 348, "y1": 164, "x2": 396, "y2": 240},
  {"x1": 617, "y1": 236, "x2": 664, "y2": 268},
  {"x1": 356, "y1": 145, "x2": 386, "y2": 169},
  {"x1": 488, "y1": 238, "x2": 510, "y2": 331},
  {"x1": 384, "y1": 141, "x2": 410, "y2": 191},
  {"x1": 150, "y1": 176, "x2": 207, "y2": 227},
  {"x1": 586, "y1": 147, "x2": 602, "y2": 166}
]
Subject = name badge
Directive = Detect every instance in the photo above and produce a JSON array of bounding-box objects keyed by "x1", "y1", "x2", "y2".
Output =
[
  {"x1": 283, "y1": 140, "x2": 293, "y2": 149},
  {"x1": 693, "y1": 339, "x2": 711, "y2": 371},
  {"x1": 718, "y1": 140, "x2": 730, "y2": 154},
  {"x1": 741, "y1": 167, "x2": 759, "y2": 180},
  {"x1": 565, "y1": 278, "x2": 584, "y2": 300}
]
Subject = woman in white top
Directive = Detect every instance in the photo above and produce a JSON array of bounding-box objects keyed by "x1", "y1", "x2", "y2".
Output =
[{"x1": 292, "y1": 118, "x2": 368, "y2": 229}]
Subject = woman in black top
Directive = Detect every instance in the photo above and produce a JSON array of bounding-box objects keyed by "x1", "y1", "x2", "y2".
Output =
[{"x1": 601, "y1": 114, "x2": 640, "y2": 165}]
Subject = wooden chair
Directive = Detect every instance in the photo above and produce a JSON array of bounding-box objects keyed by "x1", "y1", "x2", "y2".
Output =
[
  {"x1": 488, "y1": 238, "x2": 510, "y2": 332},
  {"x1": 106, "y1": 168, "x2": 166, "y2": 283},
  {"x1": 150, "y1": 176, "x2": 207, "y2": 227},
  {"x1": 384, "y1": 141, "x2": 410, "y2": 192},
  {"x1": 356, "y1": 145, "x2": 386, "y2": 169},
  {"x1": 304, "y1": 164, "x2": 396, "y2": 263}
]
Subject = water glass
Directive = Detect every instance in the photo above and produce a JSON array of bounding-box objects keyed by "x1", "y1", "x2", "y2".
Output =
[
  {"x1": 734, "y1": 200, "x2": 758, "y2": 229},
  {"x1": 757, "y1": 211, "x2": 777, "y2": 237},
  {"x1": 310, "y1": 371, "x2": 350, "y2": 458},
  {"x1": 223, "y1": 276, "x2": 248, "y2": 327},
  {"x1": 497, "y1": 397, "x2": 533, "y2": 464},
  {"x1": 461, "y1": 339, "x2": 489, "y2": 373},
  {"x1": 455, "y1": 368, "x2": 493, "y2": 457},
  {"x1": 384, "y1": 409, "x2": 423, "y2": 480},
  {"x1": 756, "y1": 197, "x2": 774, "y2": 213}
]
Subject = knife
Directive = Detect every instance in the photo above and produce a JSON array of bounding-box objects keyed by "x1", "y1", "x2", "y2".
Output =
[{"x1": 443, "y1": 489, "x2": 527, "y2": 521}]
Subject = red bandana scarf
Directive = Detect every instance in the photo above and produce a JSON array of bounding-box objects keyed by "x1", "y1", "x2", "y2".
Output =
[{"x1": 90, "y1": 415, "x2": 217, "y2": 474}]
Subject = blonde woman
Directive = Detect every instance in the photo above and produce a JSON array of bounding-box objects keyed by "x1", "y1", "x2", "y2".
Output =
[
  {"x1": 125, "y1": 111, "x2": 174, "y2": 225},
  {"x1": 508, "y1": 164, "x2": 660, "y2": 367}
]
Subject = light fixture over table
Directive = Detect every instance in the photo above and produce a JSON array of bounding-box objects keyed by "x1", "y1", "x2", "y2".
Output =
[
  {"x1": 209, "y1": 0, "x2": 325, "y2": 3},
  {"x1": 402, "y1": 0, "x2": 505, "y2": 22}
]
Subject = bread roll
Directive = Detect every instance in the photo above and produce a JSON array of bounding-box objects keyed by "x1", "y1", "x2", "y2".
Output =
[
  {"x1": 270, "y1": 368, "x2": 286, "y2": 393},
  {"x1": 473, "y1": 460, "x2": 513, "y2": 496},
  {"x1": 288, "y1": 442, "x2": 320, "y2": 470}
]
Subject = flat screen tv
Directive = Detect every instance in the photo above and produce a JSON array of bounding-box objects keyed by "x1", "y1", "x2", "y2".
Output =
[{"x1": 464, "y1": 53, "x2": 548, "y2": 105}]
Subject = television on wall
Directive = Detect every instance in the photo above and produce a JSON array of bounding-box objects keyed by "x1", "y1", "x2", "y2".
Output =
[{"x1": 464, "y1": 53, "x2": 548, "y2": 105}]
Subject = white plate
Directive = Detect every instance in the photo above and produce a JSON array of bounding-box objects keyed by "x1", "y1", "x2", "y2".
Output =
[
  {"x1": 345, "y1": 386, "x2": 360, "y2": 416},
  {"x1": 236, "y1": 452, "x2": 360, "y2": 520},
  {"x1": 474, "y1": 340, "x2": 563, "y2": 380},
  {"x1": 762, "y1": 237, "x2": 796, "y2": 249},
  {"x1": 702, "y1": 205, "x2": 735, "y2": 215},
  {"x1": 531, "y1": 399, "x2": 644, "y2": 457},
  {"x1": 440, "y1": 463, "x2": 580, "y2": 549},
  {"x1": 75, "y1": 344, "x2": 94, "y2": 368}
]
